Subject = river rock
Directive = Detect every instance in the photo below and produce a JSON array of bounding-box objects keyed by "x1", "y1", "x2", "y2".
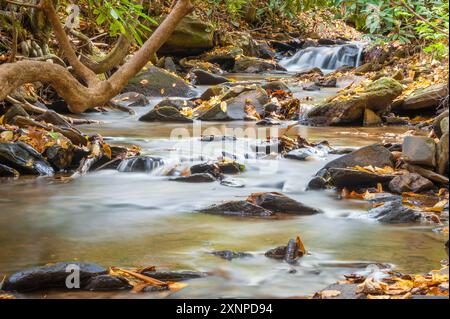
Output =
[
  {"x1": 256, "y1": 118, "x2": 281, "y2": 126},
  {"x1": 433, "y1": 110, "x2": 449, "y2": 138},
  {"x1": 0, "y1": 142, "x2": 54, "y2": 176},
  {"x1": 324, "y1": 144, "x2": 394, "y2": 170},
  {"x1": 171, "y1": 173, "x2": 217, "y2": 183},
  {"x1": 388, "y1": 173, "x2": 434, "y2": 194},
  {"x1": 83, "y1": 275, "x2": 132, "y2": 291},
  {"x1": 139, "y1": 106, "x2": 193, "y2": 123},
  {"x1": 394, "y1": 83, "x2": 448, "y2": 111},
  {"x1": 141, "y1": 271, "x2": 207, "y2": 282},
  {"x1": 154, "y1": 98, "x2": 195, "y2": 111},
  {"x1": 441, "y1": 117, "x2": 449, "y2": 135},
  {"x1": 198, "y1": 200, "x2": 273, "y2": 217},
  {"x1": 3, "y1": 104, "x2": 29, "y2": 125},
  {"x1": 328, "y1": 168, "x2": 394, "y2": 188},
  {"x1": 303, "y1": 83, "x2": 321, "y2": 91},
  {"x1": 233, "y1": 56, "x2": 286, "y2": 73},
  {"x1": 2, "y1": 262, "x2": 107, "y2": 292},
  {"x1": 44, "y1": 145, "x2": 74, "y2": 171},
  {"x1": 285, "y1": 148, "x2": 314, "y2": 160},
  {"x1": 262, "y1": 81, "x2": 291, "y2": 93},
  {"x1": 197, "y1": 86, "x2": 268, "y2": 121},
  {"x1": 307, "y1": 176, "x2": 328, "y2": 190},
  {"x1": 402, "y1": 136, "x2": 437, "y2": 167},
  {"x1": 124, "y1": 66, "x2": 196, "y2": 98},
  {"x1": 117, "y1": 156, "x2": 164, "y2": 173},
  {"x1": 157, "y1": 15, "x2": 214, "y2": 56},
  {"x1": 437, "y1": 132, "x2": 449, "y2": 175},
  {"x1": 315, "y1": 77, "x2": 337, "y2": 88},
  {"x1": 0, "y1": 164, "x2": 19, "y2": 177},
  {"x1": 111, "y1": 92, "x2": 150, "y2": 107},
  {"x1": 247, "y1": 192, "x2": 321, "y2": 215},
  {"x1": 211, "y1": 250, "x2": 252, "y2": 261},
  {"x1": 405, "y1": 164, "x2": 449, "y2": 185},
  {"x1": 265, "y1": 239, "x2": 303, "y2": 264},
  {"x1": 191, "y1": 69, "x2": 229, "y2": 85},
  {"x1": 305, "y1": 77, "x2": 403, "y2": 125},
  {"x1": 368, "y1": 200, "x2": 421, "y2": 223},
  {"x1": 363, "y1": 108, "x2": 382, "y2": 126},
  {"x1": 296, "y1": 67, "x2": 323, "y2": 77}
]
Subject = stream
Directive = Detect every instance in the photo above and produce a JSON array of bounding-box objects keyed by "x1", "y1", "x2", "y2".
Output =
[{"x1": 0, "y1": 72, "x2": 446, "y2": 299}]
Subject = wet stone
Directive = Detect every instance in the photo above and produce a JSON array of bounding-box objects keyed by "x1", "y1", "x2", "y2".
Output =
[
  {"x1": 83, "y1": 275, "x2": 132, "y2": 291},
  {"x1": 2, "y1": 262, "x2": 107, "y2": 292},
  {"x1": 247, "y1": 192, "x2": 321, "y2": 215},
  {"x1": 198, "y1": 200, "x2": 273, "y2": 217},
  {"x1": 211, "y1": 250, "x2": 253, "y2": 261},
  {"x1": 368, "y1": 200, "x2": 421, "y2": 224},
  {"x1": 0, "y1": 164, "x2": 19, "y2": 177},
  {"x1": 171, "y1": 173, "x2": 217, "y2": 183},
  {"x1": 403, "y1": 136, "x2": 437, "y2": 167},
  {"x1": 388, "y1": 173, "x2": 434, "y2": 194}
]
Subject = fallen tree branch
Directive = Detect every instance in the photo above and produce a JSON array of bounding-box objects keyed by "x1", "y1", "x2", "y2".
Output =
[
  {"x1": 0, "y1": 0, "x2": 194, "y2": 113},
  {"x1": 5, "y1": 95, "x2": 100, "y2": 125},
  {"x1": 69, "y1": 137, "x2": 103, "y2": 179}
]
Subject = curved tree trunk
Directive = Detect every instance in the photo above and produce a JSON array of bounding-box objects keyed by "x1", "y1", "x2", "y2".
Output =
[{"x1": 0, "y1": 0, "x2": 194, "y2": 113}]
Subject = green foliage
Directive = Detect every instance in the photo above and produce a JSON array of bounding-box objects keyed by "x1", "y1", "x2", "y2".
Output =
[
  {"x1": 332, "y1": 0, "x2": 449, "y2": 55},
  {"x1": 86, "y1": 0, "x2": 157, "y2": 45}
]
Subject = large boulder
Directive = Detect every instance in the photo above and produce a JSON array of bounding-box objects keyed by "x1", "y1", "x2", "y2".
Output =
[
  {"x1": 0, "y1": 142, "x2": 54, "y2": 176},
  {"x1": 139, "y1": 106, "x2": 193, "y2": 123},
  {"x1": 305, "y1": 77, "x2": 403, "y2": 125},
  {"x1": 157, "y1": 15, "x2": 214, "y2": 56},
  {"x1": 0, "y1": 164, "x2": 19, "y2": 177},
  {"x1": 324, "y1": 144, "x2": 394, "y2": 170},
  {"x1": 2, "y1": 262, "x2": 107, "y2": 292},
  {"x1": 388, "y1": 173, "x2": 434, "y2": 194},
  {"x1": 124, "y1": 66, "x2": 196, "y2": 98},
  {"x1": 394, "y1": 83, "x2": 448, "y2": 111},
  {"x1": 402, "y1": 136, "x2": 437, "y2": 167}
]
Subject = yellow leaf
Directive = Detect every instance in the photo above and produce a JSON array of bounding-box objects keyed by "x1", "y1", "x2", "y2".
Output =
[
  {"x1": 319, "y1": 290, "x2": 341, "y2": 298},
  {"x1": 220, "y1": 101, "x2": 227, "y2": 113},
  {"x1": 102, "y1": 144, "x2": 112, "y2": 159},
  {"x1": 296, "y1": 235, "x2": 306, "y2": 255},
  {"x1": 140, "y1": 79, "x2": 148, "y2": 85},
  {"x1": 0, "y1": 130, "x2": 13, "y2": 142}
]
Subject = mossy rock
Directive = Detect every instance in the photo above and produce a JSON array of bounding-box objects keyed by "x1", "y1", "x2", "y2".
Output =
[
  {"x1": 305, "y1": 77, "x2": 403, "y2": 126},
  {"x1": 124, "y1": 65, "x2": 196, "y2": 98}
]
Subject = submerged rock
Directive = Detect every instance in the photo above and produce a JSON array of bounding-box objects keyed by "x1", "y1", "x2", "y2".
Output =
[
  {"x1": 0, "y1": 142, "x2": 54, "y2": 176},
  {"x1": 139, "y1": 106, "x2": 193, "y2": 123},
  {"x1": 285, "y1": 148, "x2": 315, "y2": 160},
  {"x1": 2, "y1": 262, "x2": 107, "y2": 292},
  {"x1": 124, "y1": 66, "x2": 196, "y2": 97},
  {"x1": 305, "y1": 77, "x2": 403, "y2": 125},
  {"x1": 140, "y1": 271, "x2": 207, "y2": 282},
  {"x1": 84, "y1": 275, "x2": 132, "y2": 291},
  {"x1": 247, "y1": 192, "x2": 321, "y2": 215},
  {"x1": 307, "y1": 176, "x2": 328, "y2": 190},
  {"x1": 171, "y1": 173, "x2": 217, "y2": 183},
  {"x1": 211, "y1": 250, "x2": 252, "y2": 261},
  {"x1": 388, "y1": 173, "x2": 434, "y2": 194},
  {"x1": 198, "y1": 200, "x2": 273, "y2": 217},
  {"x1": 117, "y1": 156, "x2": 164, "y2": 173},
  {"x1": 368, "y1": 201, "x2": 421, "y2": 223},
  {"x1": 154, "y1": 98, "x2": 195, "y2": 111}
]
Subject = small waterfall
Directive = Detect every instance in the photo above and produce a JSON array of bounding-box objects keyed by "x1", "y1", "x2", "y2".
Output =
[
  {"x1": 117, "y1": 156, "x2": 164, "y2": 173},
  {"x1": 280, "y1": 42, "x2": 365, "y2": 74}
]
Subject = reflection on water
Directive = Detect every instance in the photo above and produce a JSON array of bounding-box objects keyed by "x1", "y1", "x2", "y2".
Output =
[{"x1": 0, "y1": 79, "x2": 447, "y2": 298}]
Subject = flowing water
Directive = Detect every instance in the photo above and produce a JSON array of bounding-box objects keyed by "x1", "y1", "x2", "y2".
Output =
[
  {"x1": 280, "y1": 43, "x2": 364, "y2": 74},
  {"x1": 0, "y1": 74, "x2": 447, "y2": 299}
]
